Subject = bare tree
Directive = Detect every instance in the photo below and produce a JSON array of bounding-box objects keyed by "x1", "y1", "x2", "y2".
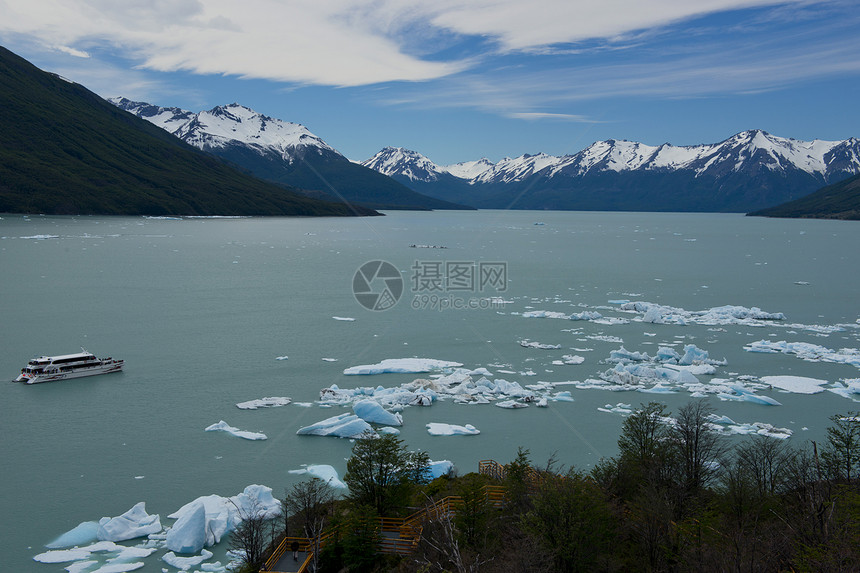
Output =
[
  {"x1": 229, "y1": 499, "x2": 269, "y2": 571},
  {"x1": 414, "y1": 495, "x2": 490, "y2": 573},
  {"x1": 284, "y1": 477, "x2": 337, "y2": 572},
  {"x1": 671, "y1": 400, "x2": 726, "y2": 494}
]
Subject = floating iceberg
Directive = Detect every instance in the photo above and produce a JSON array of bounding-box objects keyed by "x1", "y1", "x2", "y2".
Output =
[
  {"x1": 621, "y1": 301, "x2": 785, "y2": 326},
  {"x1": 288, "y1": 464, "x2": 347, "y2": 488},
  {"x1": 426, "y1": 423, "x2": 480, "y2": 436},
  {"x1": 96, "y1": 502, "x2": 161, "y2": 542},
  {"x1": 296, "y1": 413, "x2": 372, "y2": 438},
  {"x1": 47, "y1": 521, "x2": 100, "y2": 548},
  {"x1": 166, "y1": 485, "x2": 280, "y2": 554},
  {"x1": 332, "y1": 316, "x2": 355, "y2": 321},
  {"x1": 760, "y1": 375, "x2": 828, "y2": 394},
  {"x1": 353, "y1": 399, "x2": 403, "y2": 426},
  {"x1": 235, "y1": 397, "x2": 291, "y2": 410},
  {"x1": 495, "y1": 400, "x2": 528, "y2": 409},
  {"x1": 343, "y1": 358, "x2": 463, "y2": 375},
  {"x1": 519, "y1": 340, "x2": 561, "y2": 349},
  {"x1": 745, "y1": 340, "x2": 860, "y2": 369},
  {"x1": 428, "y1": 460, "x2": 455, "y2": 478},
  {"x1": 205, "y1": 421, "x2": 267, "y2": 440},
  {"x1": 163, "y1": 549, "x2": 213, "y2": 569}
]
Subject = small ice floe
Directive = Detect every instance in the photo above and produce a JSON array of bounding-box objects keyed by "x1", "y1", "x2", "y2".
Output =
[
  {"x1": 235, "y1": 397, "x2": 291, "y2": 410},
  {"x1": 588, "y1": 334, "x2": 623, "y2": 343},
  {"x1": 760, "y1": 375, "x2": 829, "y2": 395},
  {"x1": 296, "y1": 413, "x2": 372, "y2": 438},
  {"x1": 705, "y1": 414, "x2": 792, "y2": 439},
  {"x1": 275, "y1": 355, "x2": 289, "y2": 361},
  {"x1": 96, "y1": 502, "x2": 162, "y2": 542},
  {"x1": 288, "y1": 464, "x2": 347, "y2": 488},
  {"x1": 322, "y1": 358, "x2": 338, "y2": 362},
  {"x1": 166, "y1": 485, "x2": 280, "y2": 554},
  {"x1": 552, "y1": 391, "x2": 574, "y2": 402},
  {"x1": 519, "y1": 340, "x2": 561, "y2": 349},
  {"x1": 521, "y1": 310, "x2": 570, "y2": 319},
  {"x1": 552, "y1": 354, "x2": 585, "y2": 365},
  {"x1": 163, "y1": 549, "x2": 213, "y2": 570},
  {"x1": 343, "y1": 358, "x2": 463, "y2": 375},
  {"x1": 332, "y1": 316, "x2": 355, "y2": 321},
  {"x1": 495, "y1": 400, "x2": 528, "y2": 409},
  {"x1": 204, "y1": 421, "x2": 267, "y2": 440},
  {"x1": 598, "y1": 403, "x2": 634, "y2": 415},
  {"x1": 794, "y1": 281, "x2": 811, "y2": 286},
  {"x1": 829, "y1": 379, "x2": 860, "y2": 400},
  {"x1": 33, "y1": 541, "x2": 148, "y2": 564},
  {"x1": 426, "y1": 423, "x2": 480, "y2": 436},
  {"x1": 718, "y1": 385, "x2": 782, "y2": 406}
]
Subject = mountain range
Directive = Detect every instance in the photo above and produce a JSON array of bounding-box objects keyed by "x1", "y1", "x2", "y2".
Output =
[
  {"x1": 110, "y1": 98, "x2": 468, "y2": 211},
  {"x1": 0, "y1": 45, "x2": 376, "y2": 217},
  {"x1": 362, "y1": 132, "x2": 860, "y2": 212}
]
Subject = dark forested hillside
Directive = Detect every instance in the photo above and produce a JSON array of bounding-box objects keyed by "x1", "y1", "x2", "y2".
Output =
[
  {"x1": 749, "y1": 172, "x2": 860, "y2": 220},
  {"x1": 0, "y1": 46, "x2": 377, "y2": 217}
]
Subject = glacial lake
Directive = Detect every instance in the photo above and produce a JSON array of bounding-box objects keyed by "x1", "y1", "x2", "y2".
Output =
[{"x1": 2, "y1": 210, "x2": 859, "y2": 572}]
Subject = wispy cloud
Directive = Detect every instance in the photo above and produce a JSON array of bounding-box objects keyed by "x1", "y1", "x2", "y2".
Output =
[
  {"x1": 0, "y1": 0, "x2": 818, "y2": 88},
  {"x1": 506, "y1": 112, "x2": 606, "y2": 123}
]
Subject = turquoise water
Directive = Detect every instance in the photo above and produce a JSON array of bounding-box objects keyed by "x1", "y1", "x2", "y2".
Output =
[{"x1": 2, "y1": 210, "x2": 859, "y2": 572}]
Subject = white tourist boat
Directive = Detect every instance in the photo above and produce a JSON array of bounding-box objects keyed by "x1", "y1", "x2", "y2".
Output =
[{"x1": 15, "y1": 350, "x2": 123, "y2": 384}]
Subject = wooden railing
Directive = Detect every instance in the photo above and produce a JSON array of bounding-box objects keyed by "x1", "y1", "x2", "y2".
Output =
[{"x1": 264, "y1": 461, "x2": 513, "y2": 571}]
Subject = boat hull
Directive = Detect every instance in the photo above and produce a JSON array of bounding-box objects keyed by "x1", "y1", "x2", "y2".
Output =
[{"x1": 15, "y1": 361, "x2": 124, "y2": 384}]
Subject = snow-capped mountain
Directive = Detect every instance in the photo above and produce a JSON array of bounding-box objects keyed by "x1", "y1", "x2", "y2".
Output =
[
  {"x1": 362, "y1": 131, "x2": 860, "y2": 212},
  {"x1": 110, "y1": 98, "x2": 337, "y2": 160},
  {"x1": 110, "y1": 98, "x2": 467, "y2": 211}
]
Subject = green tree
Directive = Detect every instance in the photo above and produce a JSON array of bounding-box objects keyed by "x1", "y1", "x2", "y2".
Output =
[
  {"x1": 822, "y1": 412, "x2": 860, "y2": 482},
  {"x1": 344, "y1": 431, "x2": 429, "y2": 515}
]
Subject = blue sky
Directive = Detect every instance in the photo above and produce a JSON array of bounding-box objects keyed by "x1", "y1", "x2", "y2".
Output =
[{"x1": 1, "y1": 0, "x2": 858, "y2": 165}]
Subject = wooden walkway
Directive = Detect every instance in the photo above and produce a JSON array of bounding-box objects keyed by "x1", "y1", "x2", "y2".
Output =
[{"x1": 262, "y1": 460, "x2": 508, "y2": 573}]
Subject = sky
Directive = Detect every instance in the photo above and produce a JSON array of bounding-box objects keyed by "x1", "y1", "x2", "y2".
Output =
[{"x1": 1, "y1": 0, "x2": 858, "y2": 165}]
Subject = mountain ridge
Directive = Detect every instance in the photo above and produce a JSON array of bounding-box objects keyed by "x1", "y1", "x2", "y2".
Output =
[
  {"x1": 111, "y1": 98, "x2": 470, "y2": 211},
  {"x1": 362, "y1": 131, "x2": 860, "y2": 212}
]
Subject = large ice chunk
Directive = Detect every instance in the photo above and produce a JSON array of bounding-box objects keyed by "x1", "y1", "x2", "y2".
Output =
[
  {"x1": 165, "y1": 502, "x2": 208, "y2": 554},
  {"x1": 353, "y1": 399, "x2": 403, "y2": 426},
  {"x1": 47, "y1": 521, "x2": 100, "y2": 548},
  {"x1": 166, "y1": 485, "x2": 280, "y2": 554},
  {"x1": 296, "y1": 413, "x2": 372, "y2": 438},
  {"x1": 96, "y1": 502, "x2": 161, "y2": 542}
]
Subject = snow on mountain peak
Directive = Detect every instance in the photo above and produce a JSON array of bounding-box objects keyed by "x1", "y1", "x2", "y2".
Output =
[
  {"x1": 362, "y1": 130, "x2": 859, "y2": 186},
  {"x1": 109, "y1": 97, "x2": 337, "y2": 161}
]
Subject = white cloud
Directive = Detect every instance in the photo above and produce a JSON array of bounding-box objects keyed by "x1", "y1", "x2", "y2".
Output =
[
  {"x1": 54, "y1": 45, "x2": 90, "y2": 58},
  {"x1": 507, "y1": 112, "x2": 604, "y2": 123},
  {"x1": 0, "y1": 0, "x2": 811, "y2": 87}
]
